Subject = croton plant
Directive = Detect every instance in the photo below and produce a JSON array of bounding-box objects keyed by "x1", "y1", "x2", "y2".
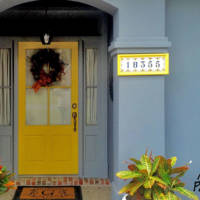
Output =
[
  {"x1": 116, "y1": 151, "x2": 199, "y2": 200},
  {"x1": 0, "y1": 164, "x2": 15, "y2": 194}
]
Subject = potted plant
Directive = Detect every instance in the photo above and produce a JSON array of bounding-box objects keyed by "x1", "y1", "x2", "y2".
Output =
[
  {"x1": 0, "y1": 164, "x2": 15, "y2": 195},
  {"x1": 116, "y1": 151, "x2": 199, "y2": 200}
]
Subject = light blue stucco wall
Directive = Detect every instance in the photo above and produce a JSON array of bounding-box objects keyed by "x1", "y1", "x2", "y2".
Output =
[{"x1": 166, "y1": 0, "x2": 200, "y2": 197}]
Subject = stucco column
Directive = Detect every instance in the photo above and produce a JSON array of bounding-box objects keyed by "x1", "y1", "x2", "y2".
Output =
[{"x1": 108, "y1": 0, "x2": 171, "y2": 199}]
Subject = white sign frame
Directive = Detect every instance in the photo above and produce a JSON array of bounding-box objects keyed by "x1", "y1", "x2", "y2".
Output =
[{"x1": 118, "y1": 53, "x2": 169, "y2": 76}]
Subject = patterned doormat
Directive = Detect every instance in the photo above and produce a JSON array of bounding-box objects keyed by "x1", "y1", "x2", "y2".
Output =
[{"x1": 13, "y1": 186, "x2": 82, "y2": 200}]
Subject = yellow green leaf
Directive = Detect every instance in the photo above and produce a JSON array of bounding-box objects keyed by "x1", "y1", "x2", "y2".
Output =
[
  {"x1": 118, "y1": 182, "x2": 136, "y2": 194},
  {"x1": 153, "y1": 187, "x2": 162, "y2": 200},
  {"x1": 116, "y1": 171, "x2": 142, "y2": 180},
  {"x1": 150, "y1": 176, "x2": 168, "y2": 186},
  {"x1": 129, "y1": 181, "x2": 144, "y2": 196},
  {"x1": 143, "y1": 179, "x2": 155, "y2": 189},
  {"x1": 173, "y1": 187, "x2": 199, "y2": 200},
  {"x1": 140, "y1": 155, "x2": 152, "y2": 175},
  {"x1": 166, "y1": 192, "x2": 180, "y2": 200},
  {"x1": 170, "y1": 166, "x2": 189, "y2": 174},
  {"x1": 136, "y1": 163, "x2": 146, "y2": 171},
  {"x1": 144, "y1": 189, "x2": 152, "y2": 199},
  {"x1": 158, "y1": 167, "x2": 171, "y2": 185},
  {"x1": 151, "y1": 156, "x2": 160, "y2": 175},
  {"x1": 130, "y1": 158, "x2": 141, "y2": 165},
  {"x1": 153, "y1": 189, "x2": 166, "y2": 200},
  {"x1": 170, "y1": 157, "x2": 177, "y2": 167}
]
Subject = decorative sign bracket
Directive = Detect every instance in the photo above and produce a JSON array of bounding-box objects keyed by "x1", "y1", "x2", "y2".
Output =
[{"x1": 118, "y1": 53, "x2": 169, "y2": 76}]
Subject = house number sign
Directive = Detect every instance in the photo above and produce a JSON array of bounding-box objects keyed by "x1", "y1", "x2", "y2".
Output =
[{"x1": 118, "y1": 53, "x2": 169, "y2": 76}]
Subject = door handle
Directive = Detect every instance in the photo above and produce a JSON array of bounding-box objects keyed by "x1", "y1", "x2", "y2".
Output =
[{"x1": 72, "y1": 112, "x2": 77, "y2": 132}]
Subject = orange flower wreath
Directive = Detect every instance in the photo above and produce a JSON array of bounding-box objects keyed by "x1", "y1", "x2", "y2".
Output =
[{"x1": 30, "y1": 49, "x2": 65, "y2": 92}]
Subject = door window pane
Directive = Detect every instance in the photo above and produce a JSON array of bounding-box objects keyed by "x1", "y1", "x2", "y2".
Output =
[
  {"x1": 86, "y1": 49, "x2": 98, "y2": 125},
  {"x1": 0, "y1": 49, "x2": 11, "y2": 125},
  {"x1": 86, "y1": 88, "x2": 97, "y2": 125},
  {"x1": 26, "y1": 49, "x2": 37, "y2": 86},
  {"x1": 86, "y1": 49, "x2": 97, "y2": 87},
  {"x1": 26, "y1": 88, "x2": 48, "y2": 125},
  {"x1": 0, "y1": 49, "x2": 10, "y2": 87},
  {"x1": 51, "y1": 49, "x2": 72, "y2": 87},
  {"x1": 50, "y1": 88, "x2": 71, "y2": 125},
  {"x1": 0, "y1": 88, "x2": 11, "y2": 125}
]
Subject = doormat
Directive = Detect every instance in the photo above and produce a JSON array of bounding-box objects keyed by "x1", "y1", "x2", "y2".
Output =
[{"x1": 13, "y1": 186, "x2": 82, "y2": 200}]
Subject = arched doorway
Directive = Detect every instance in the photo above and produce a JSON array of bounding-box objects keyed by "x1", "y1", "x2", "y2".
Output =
[
  {"x1": 0, "y1": 0, "x2": 116, "y2": 15},
  {"x1": 0, "y1": 0, "x2": 114, "y2": 179}
]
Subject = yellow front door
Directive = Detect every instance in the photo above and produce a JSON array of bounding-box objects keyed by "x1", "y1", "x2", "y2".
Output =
[{"x1": 18, "y1": 42, "x2": 79, "y2": 175}]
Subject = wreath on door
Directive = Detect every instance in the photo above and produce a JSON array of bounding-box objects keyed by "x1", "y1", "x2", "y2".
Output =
[{"x1": 30, "y1": 49, "x2": 65, "y2": 92}]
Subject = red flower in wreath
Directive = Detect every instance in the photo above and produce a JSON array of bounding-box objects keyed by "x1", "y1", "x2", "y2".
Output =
[{"x1": 30, "y1": 49, "x2": 65, "y2": 93}]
